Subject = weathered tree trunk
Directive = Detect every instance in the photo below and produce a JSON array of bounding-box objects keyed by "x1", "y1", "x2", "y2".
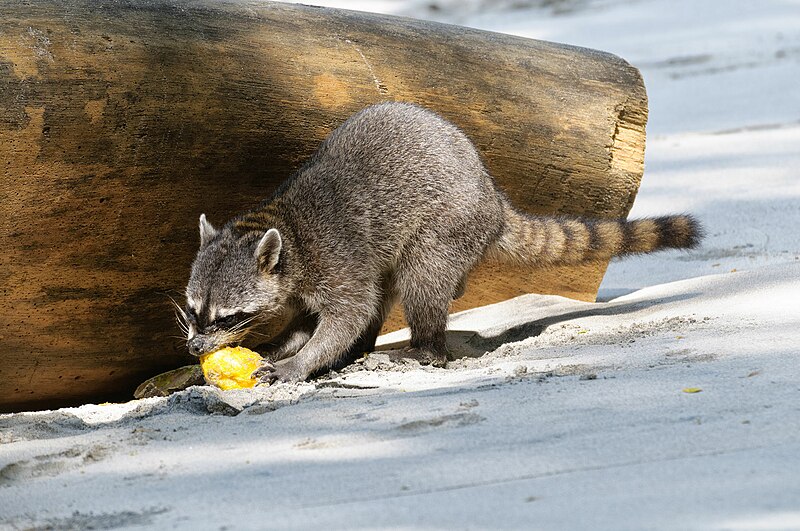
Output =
[{"x1": 0, "y1": 0, "x2": 647, "y2": 412}]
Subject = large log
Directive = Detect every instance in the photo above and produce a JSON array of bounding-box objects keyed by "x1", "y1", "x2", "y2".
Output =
[{"x1": 0, "y1": 0, "x2": 647, "y2": 412}]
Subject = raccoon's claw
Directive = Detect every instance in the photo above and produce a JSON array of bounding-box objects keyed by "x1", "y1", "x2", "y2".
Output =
[
  {"x1": 252, "y1": 360, "x2": 277, "y2": 384},
  {"x1": 252, "y1": 358, "x2": 305, "y2": 384}
]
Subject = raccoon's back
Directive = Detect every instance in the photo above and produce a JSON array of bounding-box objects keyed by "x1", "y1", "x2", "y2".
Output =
[{"x1": 278, "y1": 103, "x2": 502, "y2": 261}]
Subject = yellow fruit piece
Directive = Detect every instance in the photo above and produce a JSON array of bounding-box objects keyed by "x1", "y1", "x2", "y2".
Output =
[
  {"x1": 200, "y1": 346, "x2": 264, "y2": 390},
  {"x1": 682, "y1": 387, "x2": 703, "y2": 394}
]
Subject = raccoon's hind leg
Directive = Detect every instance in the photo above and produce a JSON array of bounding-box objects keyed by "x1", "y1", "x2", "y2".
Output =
[{"x1": 382, "y1": 251, "x2": 469, "y2": 367}]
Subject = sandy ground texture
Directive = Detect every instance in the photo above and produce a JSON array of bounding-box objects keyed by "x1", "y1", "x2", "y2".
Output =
[{"x1": 3, "y1": 0, "x2": 800, "y2": 529}]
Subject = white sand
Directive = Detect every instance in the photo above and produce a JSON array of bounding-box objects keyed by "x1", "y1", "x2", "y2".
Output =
[{"x1": 3, "y1": 1, "x2": 800, "y2": 529}]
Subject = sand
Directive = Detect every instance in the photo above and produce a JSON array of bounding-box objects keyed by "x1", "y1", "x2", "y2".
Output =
[{"x1": 2, "y1": 0, "x2": 800, "y2": 529}]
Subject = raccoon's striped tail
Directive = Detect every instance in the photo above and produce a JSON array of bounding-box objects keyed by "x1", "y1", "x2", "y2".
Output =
[{"x1": 488, "y1": 201, "x2": 703, "y2": 267}]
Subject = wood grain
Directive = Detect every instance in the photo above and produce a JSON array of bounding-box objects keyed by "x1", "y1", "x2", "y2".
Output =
[{"x1": 0, "y1": 0, "x2": 647, "y2": 412}]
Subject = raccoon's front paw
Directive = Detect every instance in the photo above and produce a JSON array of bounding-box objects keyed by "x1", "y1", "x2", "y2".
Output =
[
  {"x1": 251, "y1": 359, "x2": 275, "y2": 383},
  {"x1": 252, "y1": 358, "x2": 307, "y2": 384}
]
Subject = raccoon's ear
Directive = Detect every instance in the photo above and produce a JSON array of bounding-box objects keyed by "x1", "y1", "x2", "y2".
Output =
[
  {"x1": 199, "y1": 214, "x2": 218, "y2": 247},
  {"x1": 255, "y1": 228, "x2": 282, "y2": 272}
]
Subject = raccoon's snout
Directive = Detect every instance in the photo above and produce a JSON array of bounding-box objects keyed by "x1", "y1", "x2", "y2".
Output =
[{"x1": 188, "y1": 336, "x2": 217, "y2": 357}]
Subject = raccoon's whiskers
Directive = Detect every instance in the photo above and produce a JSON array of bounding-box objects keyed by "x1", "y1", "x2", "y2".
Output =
[
  {"x1": 174, "y1": 314, "x2": 189, "y2": 338},
  {"x1": 167, "y1": 294, "x2": 187, "y2": 317},
  {"x1": 226, "y1": 329, "x2": 254, "y2": 345},
  {"x1": 168, "y1": 296, "x2": 190, "y2": 337},
  {"x1": 229, "y1": 314, "x2": 260, "y2": 333},
  {"x1": 228, "y1": 314, "x2": 276, "y2": 342}
]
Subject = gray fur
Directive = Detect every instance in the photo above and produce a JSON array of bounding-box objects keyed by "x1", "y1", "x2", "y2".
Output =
[
  {"x1": 198, "y1": 214, "x2": 218, "y2": 248},
  {"x1": 183, "y1": 102, "x2": 701, "y2": 382}
]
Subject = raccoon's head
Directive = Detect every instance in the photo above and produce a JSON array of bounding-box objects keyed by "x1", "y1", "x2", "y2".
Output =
[{"x1": 181, "y1": 214, "x2": 289, "y2": 357}]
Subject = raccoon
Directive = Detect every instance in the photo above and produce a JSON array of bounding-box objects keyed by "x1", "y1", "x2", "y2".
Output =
[{"x1": 182, "y1": 102, "x2": 702, "y2": 383}]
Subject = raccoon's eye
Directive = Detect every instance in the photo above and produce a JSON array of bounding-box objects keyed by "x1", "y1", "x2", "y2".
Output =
[{"x1": 213, "y1": 311, "x2": 252, "y2": 329}]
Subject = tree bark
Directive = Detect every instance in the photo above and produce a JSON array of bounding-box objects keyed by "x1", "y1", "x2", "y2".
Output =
[{"x1": 0, "y1": 0, "x2": 647, "y2": 412}]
